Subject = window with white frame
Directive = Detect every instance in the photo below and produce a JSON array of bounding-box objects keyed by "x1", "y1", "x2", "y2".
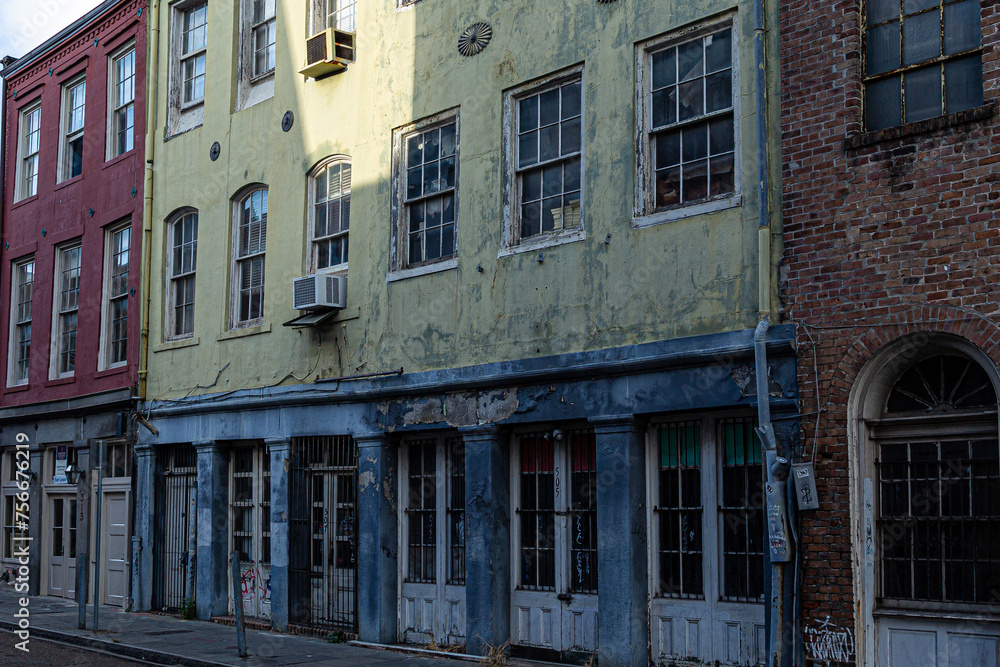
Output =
[
  {"x1": 232, "y1": 188, "x2": 267, "y2": 326},
  {"x1": 59, "y1": 78, "x2": 86, "y2": 182},
  {"x1": 52, "y1": 243, "x2": 81, "y2": 378},
  {"x1": 102, "y1": 224, "x2": 130, "y2": 368},
  {"x1": 180, "y1": 3, "x2": 208, "y2": 105},
  {"x1": 310, "y1": 159, "x2": 350, "y2": 272},
  {"x1": 16, "y1": 103, "x2": 41, "y2": 201},
  {"x1": 108, "y1": 44, "x2": 136, "y2": 158},
  {"x1": 312, "y1": 0, "x2": 357, "y2": 33},
  {"x1": 251, "y1": 0, "x2": 276, "y2": 77},
  {"x1": 505, "y1": 71, "x2": 583, "y2": 249},
  {"x1": 167, "y1": 211, "x2": 198, "y2": 339},
  {"x1": 8, "y1": 258, "x2": 34, "y2": 386},
  {"x1": 393, "y1": 112, "x2": 458, "y2": 271},
  {"x1": 637, "y1": 23, "x2": 738, "y2": 221}
]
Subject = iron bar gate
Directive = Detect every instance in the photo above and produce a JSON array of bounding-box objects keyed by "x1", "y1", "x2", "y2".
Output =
[
  {"x1": 152, "y1": 444, "x2": 197, "y2": 611},
  {"x1": 289, "y1": 436, "x2": 358, "y2": 631}
]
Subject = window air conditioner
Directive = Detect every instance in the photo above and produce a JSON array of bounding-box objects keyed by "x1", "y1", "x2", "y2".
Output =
[
  {"x1": 292, "y1": 274, "x2": 347, "y2": 310},
  {"x1": 299, "y1": 28, "x2": 356, "y2": 78}
]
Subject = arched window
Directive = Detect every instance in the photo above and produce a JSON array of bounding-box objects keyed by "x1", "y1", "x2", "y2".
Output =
[
  {"x1": 166, "y1": 209, "x2": 198, "y2": 339},
  {"x1": 309, "y1": 158, "x2": 350, "y2": 273},
  {"x1": 232, "y1": 187, "x2": 267, "y2": 326},
  {"x1": 873, "y1": 352, "x2": 999, "y2": 607}
]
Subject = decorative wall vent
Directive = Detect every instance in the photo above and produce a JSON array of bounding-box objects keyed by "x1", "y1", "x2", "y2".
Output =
[{"x1": 458, "y1": 22, "x2": 492, "y2": 57}]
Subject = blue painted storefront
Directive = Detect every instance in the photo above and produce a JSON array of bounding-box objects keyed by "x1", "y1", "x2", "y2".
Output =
[{"x1": 134, "y1": 325, "x2": 799, "y2": 666}]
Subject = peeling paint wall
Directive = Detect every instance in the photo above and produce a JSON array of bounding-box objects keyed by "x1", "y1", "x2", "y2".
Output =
[{"x1": 145, "y1": 0, "x2": 779, "y2": 401}]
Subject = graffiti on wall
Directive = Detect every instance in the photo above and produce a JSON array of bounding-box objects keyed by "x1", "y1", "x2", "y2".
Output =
[
  {"x1": 805, "y1": 615, "x2": 855, "y2": 664},
  {"x1": 240, "y1": 567, "x2": 271, "y2": 603}
]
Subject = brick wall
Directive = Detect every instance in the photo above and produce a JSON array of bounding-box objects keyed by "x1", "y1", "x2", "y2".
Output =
[{"x1": 779, "y1": 0, "x2": 1000, "y2": 662}]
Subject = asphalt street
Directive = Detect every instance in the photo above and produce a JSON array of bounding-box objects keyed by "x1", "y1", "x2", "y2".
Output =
[{"x1": 0, "y1": 637, "x2": 155, "y2": 666}]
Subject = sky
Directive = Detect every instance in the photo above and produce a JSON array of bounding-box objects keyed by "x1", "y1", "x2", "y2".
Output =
[{"x1": 0, "y1": 0, "x2": 104, "y2": 61}]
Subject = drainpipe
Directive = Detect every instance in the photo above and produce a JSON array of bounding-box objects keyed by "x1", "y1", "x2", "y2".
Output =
[
  {"x1": 138, "y1": 0, "x2": 161, "y2": 399},
  {"x1": 752, "y1": 0, "x2": 795, "y2": 664}
]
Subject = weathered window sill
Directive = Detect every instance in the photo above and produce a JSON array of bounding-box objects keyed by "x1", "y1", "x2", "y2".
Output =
[
  {"x1": 94, "y1": 365, "x2": 128, "y2": 379},
  {"x1": 45, "y1": 376, "x2": 75, "y2": 387},
  {"x1": 218, "y1": 323, "x2": 271, "y2": 341},
  {"x1": 387, "y1": 258, "x2": 458, "y2": 283},
  {"x1": 153, "y1": 336, "x2": 200, "y2": 353},
  {"x1": 845, "y1": 104, "x2": 995, "y2": 150},
  {"x1": 3, "y1": 383, "x2": 29, "y2": 394},
  {"x1": 498, "y1": 229, "x2": 586, "y2": 258},
  {"x1": 633, "y1": 194, "x2": 742, "y2": 229}
]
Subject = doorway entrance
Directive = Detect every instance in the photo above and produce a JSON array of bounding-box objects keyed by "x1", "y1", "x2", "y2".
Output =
[
  {"x1": 510, "y1": 428, "x2": 599, "y2": 660},
  {"x1": 229, "y1": 443, "x2": 271, "y2": 620},
  {"x1": 153, "y1": 444, "x2": 197, "y2": 611},
  {"x1": 47, "y1": 495, "x2": 78, "y2": 599},
  {"x1": 399, "y1": 435, "x2": 466, "y2": 645}
]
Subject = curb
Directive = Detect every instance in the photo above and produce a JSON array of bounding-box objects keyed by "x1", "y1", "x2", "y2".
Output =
[{"x1": 0, "y1": 620, "x2": 233, "y2": 667}]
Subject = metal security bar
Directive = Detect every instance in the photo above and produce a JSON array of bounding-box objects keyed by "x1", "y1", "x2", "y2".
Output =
[
  {"x1": 446, "y1": 437, "x2": 466, "y2": 585},
  {"x1": 878, "y1": 437, "x2": 1000, "y2": 604},
  {"x1": 289, "y1": 436, "x2": 358, "y2": 630},
  {"x1": 568, "y1": 430, "x2": 598, "y2": 594},
  {"x1": 719, "y1": 417, "x2": 765, "y2": 603},
  {"x1": 405, "y1": 438, "x2": 437, "y2": 583},
  {"x1": 655, "y1": 421, "x2": 705, "y2": 599},
  {"x1": 153, "y1": 444, "x2": 197, "y2": 611},
  {"x1": 518, "y1": 433, "x2": 557, "y2": 591}
]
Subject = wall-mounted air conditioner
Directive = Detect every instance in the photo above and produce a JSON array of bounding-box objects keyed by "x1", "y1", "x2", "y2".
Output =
[
  {"x1": 299, "y1": 28, "x2": 356, "y2": 78},
  {"x1": 292, "y1": 274, "x2": 347, "y2": 310}
]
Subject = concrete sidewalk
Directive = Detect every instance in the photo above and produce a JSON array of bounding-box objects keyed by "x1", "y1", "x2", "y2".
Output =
[{"x1": 0, "y1": 592, "x2": 513, "y2": 666}]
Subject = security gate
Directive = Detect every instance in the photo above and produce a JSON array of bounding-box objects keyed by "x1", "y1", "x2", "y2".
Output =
[
  {"x1": 648, "y1": 416, "x2": 766, "y2": 666},
  {"x1": 153, "y1": 444, "x2": 197, "y2": 611},
  {"x1": 230, "y1": 443, "x2": 271, "y2": 620},
  {"x1": 289, "y1": 436, "x2": 358, "y2": 630},
  {"x1": 510, "y1": 429, "x2": 599, "y2": 659},
  {"x1": 398, "y1": 435, "x2": 466, "y2": 645}
]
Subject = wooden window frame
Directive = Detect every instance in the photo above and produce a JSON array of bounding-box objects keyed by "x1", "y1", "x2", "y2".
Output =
[
  {"x1": 14, "y1": 102, "x2": 41, "y2": 202},
  {"x1": 230, "y1": 187, "x2": 268, "y2": 329},
  {"x1": 8, "y1": 257, "x2": 35, "y2": 387},
  {"x1": 99, "y1": 222, "x2": 131, "y2": 370},
  {"x1": 308, "y1": 157, "x2": 351, "y2": 275},
  {"x1": 165, "y1": 210, "x2": 198, "y2": 341},
  {"x1": 49, "y1": 242, "x2": 82, "y2": 379},
  {"x1": 57, "y1": 77, "x2": 86, "y2": 183},
  {"x1": 107, "y1": 42, "x2": 136, "y2": 160}
]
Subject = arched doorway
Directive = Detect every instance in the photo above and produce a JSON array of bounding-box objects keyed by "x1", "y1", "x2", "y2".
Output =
[{"x1": 850, "y1": 336, "x2": 1000, "y2": 666}]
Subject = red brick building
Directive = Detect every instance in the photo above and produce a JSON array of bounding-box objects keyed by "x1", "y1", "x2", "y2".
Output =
[
  {"x1": 780, "y1": 0, "x2": 1000, "y2": 664},
  {"x1": 0, "y1": 0, "x2": 145, "y2": 604}
]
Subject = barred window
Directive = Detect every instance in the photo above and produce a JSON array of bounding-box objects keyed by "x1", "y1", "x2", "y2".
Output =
[{"x1": 864, "y1": 0, "x2": 983, "y2": 131}]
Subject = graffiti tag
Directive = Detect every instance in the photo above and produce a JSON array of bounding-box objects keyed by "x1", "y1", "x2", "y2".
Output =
[{"x1": 805, "y1": 615, "x2": 855, "y2": 664}]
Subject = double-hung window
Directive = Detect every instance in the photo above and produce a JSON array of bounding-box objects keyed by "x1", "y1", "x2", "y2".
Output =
[
  {"x1": 637, "y1": 23, "x2": 738, "y2": 222},
  {"x1": 863, "y1": 0, "x2": 983, "y2": 131},
  {"x1": 180, "y1": 3, "x2": 208, "y2": 105},
  {"x1": 504, "y1": 69, "x2": 583, "y2": 251},
  {"x1": 108, "y1": 44, "x2": 135, "y2": 158},
  {"x1": 59, "y1": 78, "x2": 86, "y2": 182},
  {"x1": 167, "y1": 211, "x2": 198, "y2": 339},
  {"x1": 313, "y1": 0, "x2": 357, "y2": 33},
  {"x1": 251, "y1": 0, "x2": 276, "y2": 77},
  {"x1": 16, "y1": 104, "x2": 41, "y2": 201},
  {"x1": 393, "y1": 111, "x2": 459, "y2": 273},
  {"x1": 102, "y1": 224, "x2": 130, "y2": 368},
  {"x1": 8, "y1": 258, "x2": 34, "y2": 386},
  {"x1": 232, "y1": 189, "x2": 267, "y2": 326},
  {"x1": 52, "y1": 243, "x2": 81, "y2": 378},
  {"x1": 311, "y1": 159, "x2": 350, "y2": 272}
]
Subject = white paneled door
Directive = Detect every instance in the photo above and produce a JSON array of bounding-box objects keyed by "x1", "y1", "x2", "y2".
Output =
[
  {"x1": 648, "y1": 417, "x2": 766, "y2": 666},
  {"x1": 102, "y1": 491, "x2": 129, "y2": 606},
  {"x1": 510, "y1": 429, "x2": 599, "y2": 657},
  {"x1": 399, "y1": 436, "x2": 466, "y2": 646},
  {"x1": 47, "y1": 495, "x2": 78, "y2": 599}
]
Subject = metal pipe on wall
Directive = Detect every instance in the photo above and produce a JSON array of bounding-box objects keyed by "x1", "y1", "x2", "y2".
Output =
[{"x1": 138, "y1": 0, "x2": 161, "y2": 399}]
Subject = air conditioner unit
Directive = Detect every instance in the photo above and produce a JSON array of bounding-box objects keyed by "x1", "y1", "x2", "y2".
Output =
[
  {"x1": 299, "y1": 28, "x2": 356, "y2": 78},
  {"x1": 293, "y1": 274, "x2": 347, "y2": 310}
]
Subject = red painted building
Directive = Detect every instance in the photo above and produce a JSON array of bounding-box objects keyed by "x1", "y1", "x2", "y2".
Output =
[
  {"x1": 0, "y1": 0, "x2": 145, "y2": 603},
  {"x1": 780, "y1": 0, "x2": 1000, "y2": 663}
]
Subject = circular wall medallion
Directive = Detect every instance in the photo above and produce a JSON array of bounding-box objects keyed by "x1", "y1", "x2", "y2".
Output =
[
  {"x1": 458, "y1": 22, "x2": 493, "y2": 57},
  {"x1": 210, "y1": 142, "x2": 221, "y2": 161},
  {"x1": 282, "y1": 111, "x2": 294, "y2": 132}
]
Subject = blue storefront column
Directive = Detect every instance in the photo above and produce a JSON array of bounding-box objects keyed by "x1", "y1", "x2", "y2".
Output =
[
  {"x1": 459, "y1": 426, "x2": 510, "y2": 656},
  {"x1": 356, "y1": 432, "x2": 398, "y2": 643},
  {"x1": 132, "y1": 443, "x2": 156, "y2": 611},
  {"x1": 591, "y1": 416, "x2": 648, "y2": 667},
  {"x1": 267, "y1": 437, "x2": 291, "y2": 631},
  {"x1": 194, "y1": 441, "x2": 228, "y2": 620}
]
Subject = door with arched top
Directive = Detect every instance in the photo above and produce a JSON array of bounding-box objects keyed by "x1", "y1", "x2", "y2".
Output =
[{"x1": 856, "y1": 347, "x2": 1000, "y2": 667}]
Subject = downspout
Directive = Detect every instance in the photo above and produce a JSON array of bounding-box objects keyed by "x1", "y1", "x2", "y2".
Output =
[
  {"x1": 138, "y1": 0, "x2": 161, "y2": 399},
  {"x1": 752, "y1": 0, "x2": 795, "y2": 664}
]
